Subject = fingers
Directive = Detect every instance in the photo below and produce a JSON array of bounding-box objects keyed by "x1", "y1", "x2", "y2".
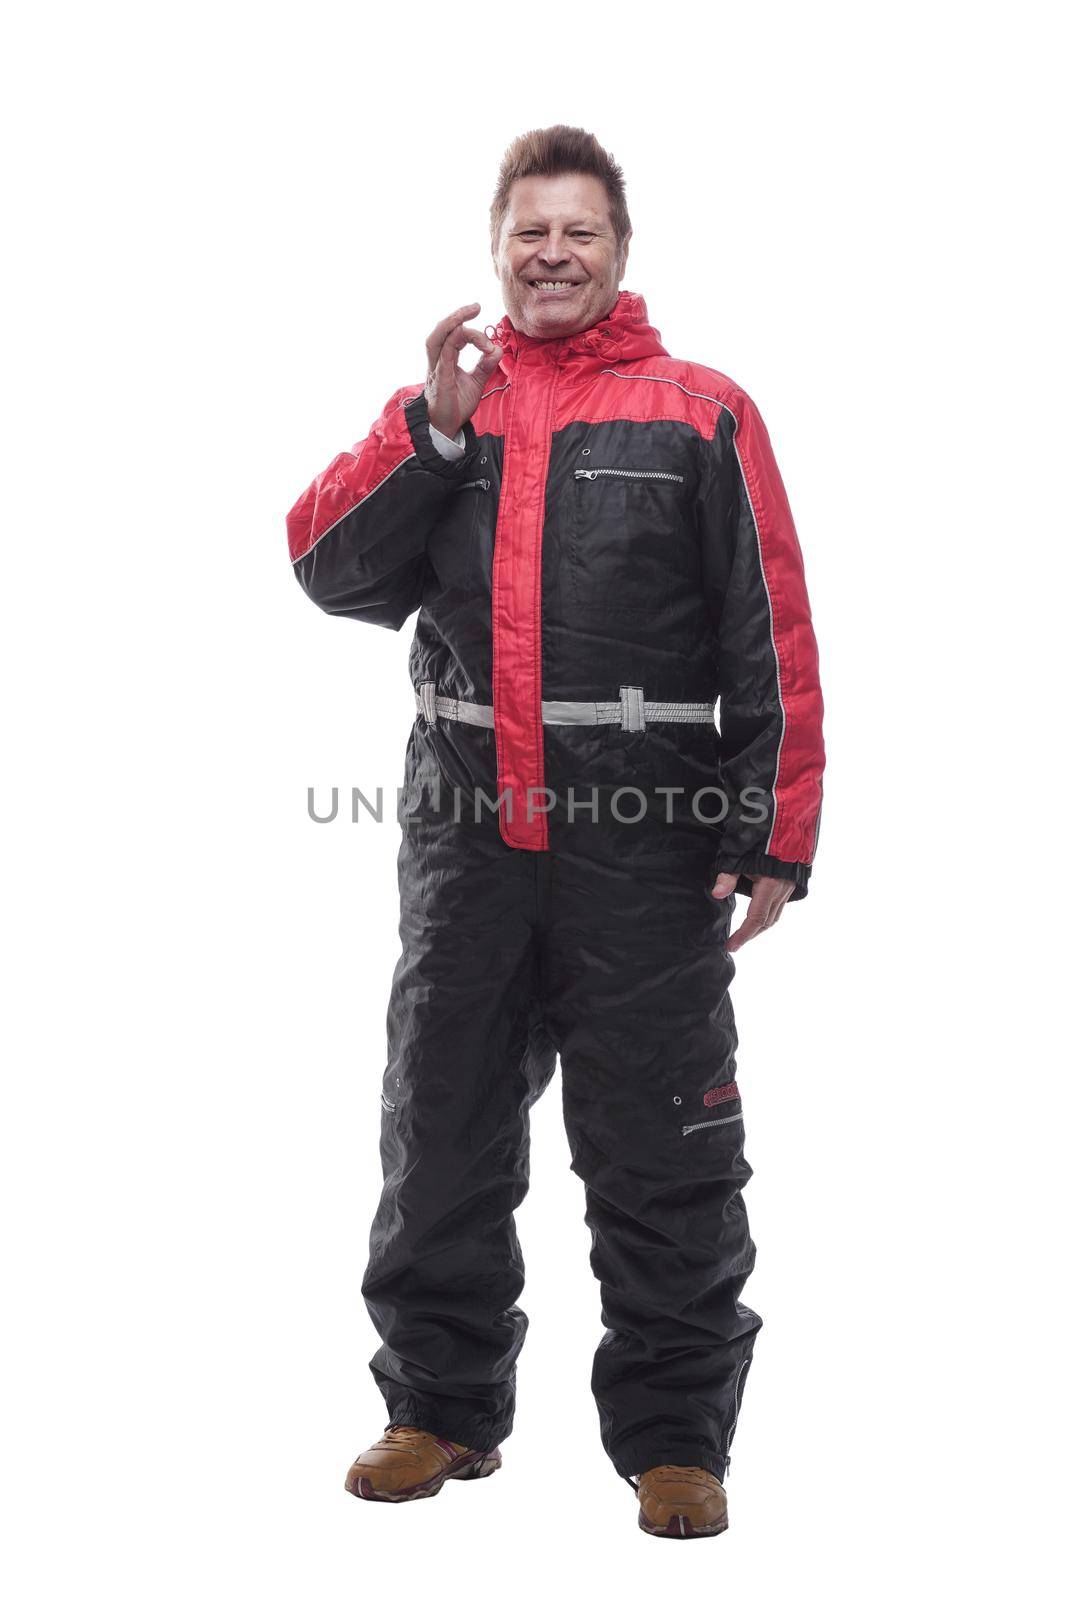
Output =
[
  {"x1": 725, "y1": 905, "x2": 768, "y2": 954},
  {"x1": 425, "y1": 302, "x2": 502, "y2": 434},
  {"x1": 426, "y1": 302, "x2": 499, "y2": 371},
  {"x1": 764, "y1": 883, "x2": 794, "y2": 930},
  {"x1": 468, "y1": 345, "x2": 504, "y2": 386},
  {"x1": 426, "y1": 303, "x2": 479, "y2": 368},
  {"x1": 710, "y1": 872, "x2": 738, "y2": 899},
  {"x1": 452, "y1": 323, "x2": 499, "y2": 359},
  {"x1": 724, "y1": 875, "x2": 795, "y2": 954}
]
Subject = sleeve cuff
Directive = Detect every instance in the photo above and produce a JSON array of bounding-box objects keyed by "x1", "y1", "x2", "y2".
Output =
[
  {"x1": 715, "y1": 850, "x2": 812, "y2": 902},
  {"x1": 403, "y1": 388, "x2": 480, "y2": 477},
  {"x1": 428, "y1": 421, "x2": 467, "y2": 459}
]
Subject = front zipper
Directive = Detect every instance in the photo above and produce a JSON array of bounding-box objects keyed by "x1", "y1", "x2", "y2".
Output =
[
  {"x1": 574, "y1": 467, "x2": 684, "y2": 483},
  {"x1": 457, "y1": 477, "x2": 490, "y2": 491}
]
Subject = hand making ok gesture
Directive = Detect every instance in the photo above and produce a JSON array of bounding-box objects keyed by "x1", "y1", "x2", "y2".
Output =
[{"x1": 424, "y1": 302, "x2": 503, "y2": 439}]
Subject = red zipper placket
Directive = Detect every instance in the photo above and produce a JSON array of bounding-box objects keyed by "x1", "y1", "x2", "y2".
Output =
[
  {"x1": 529, "y1": 348, "x2": 561, "y2": 850},
  {"x1": 490, "y1": 341, "x2": 561, "y2": 851},
  {"x1": 490, "y1": 343, "x2": 521, "y2": 847}
]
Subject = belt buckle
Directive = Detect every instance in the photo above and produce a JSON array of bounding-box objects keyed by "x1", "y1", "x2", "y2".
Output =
[{"x1": 418, "y1": 681, "x2": 438, "y2": 726}]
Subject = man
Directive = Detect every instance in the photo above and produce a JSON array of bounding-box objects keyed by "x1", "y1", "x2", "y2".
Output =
[{"x1": 286, "y1": 124, "x2": 824, "y2": 1539}]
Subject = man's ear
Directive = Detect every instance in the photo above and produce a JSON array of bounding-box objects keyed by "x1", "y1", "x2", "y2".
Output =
[{"x1": 619, "y1": 231, "x2": 632, "y2": 279}]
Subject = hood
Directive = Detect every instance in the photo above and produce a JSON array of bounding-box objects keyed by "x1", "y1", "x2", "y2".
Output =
[{"x1": 484, "y1": 288, "x2": 669, "y2": 378}]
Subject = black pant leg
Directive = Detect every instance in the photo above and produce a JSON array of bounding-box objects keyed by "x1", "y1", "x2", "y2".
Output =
[
  {"x1": 362, "y1": 798, "x2": 555, "y2": 1452},
  {"x1": 541, "y1": 835, "x2": 762, "y2": 1482}
]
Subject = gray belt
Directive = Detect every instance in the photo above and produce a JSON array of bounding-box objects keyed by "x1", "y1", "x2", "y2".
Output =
[{"x1": 416, "y1": 682, "x2": 716, "y2": 734}]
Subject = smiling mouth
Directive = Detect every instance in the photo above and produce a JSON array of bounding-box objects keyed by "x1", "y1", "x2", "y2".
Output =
[{"x1": 528, "y1": 279, "x2": 582, "y2": 292}]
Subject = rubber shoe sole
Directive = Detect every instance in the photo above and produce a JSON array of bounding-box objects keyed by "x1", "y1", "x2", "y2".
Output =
[
  {"x1": 345, "y1": 1448, "x2": 502, "y2": 1503},
  {"x1": 638, "y1": 1507, "x2": 728, "y2": 1539}
]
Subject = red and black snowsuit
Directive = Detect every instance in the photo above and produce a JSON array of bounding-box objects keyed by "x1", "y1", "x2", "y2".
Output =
[{"x1": 287, "y1": 289, "x2": 824, "y2": 1485}]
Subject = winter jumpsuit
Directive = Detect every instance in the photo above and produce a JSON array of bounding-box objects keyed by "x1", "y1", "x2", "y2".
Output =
[{"x1": 286, "y1": 289, "x2": 825, "y2": 1486}]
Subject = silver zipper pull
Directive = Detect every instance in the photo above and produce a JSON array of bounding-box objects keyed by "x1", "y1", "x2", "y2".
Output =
[{"x1": 575, "y1": 469, "x2": 598, "y2": 480}]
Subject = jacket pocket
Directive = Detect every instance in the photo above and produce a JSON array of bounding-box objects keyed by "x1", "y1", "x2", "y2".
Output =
[
  {"x1": 568, "y1": 466, "x2": 689, "y2": 616},
  {"x1": 427, "y1": 476, "x2": 489, "y2": 594},
  {"x1": 461, "y1": 476, "x2": 494, "y2": 593}
]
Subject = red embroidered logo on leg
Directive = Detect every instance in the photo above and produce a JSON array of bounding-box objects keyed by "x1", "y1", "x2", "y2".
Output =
[{"x1": 703, "y1": 1083, "x2": 741, "y2": 1109}]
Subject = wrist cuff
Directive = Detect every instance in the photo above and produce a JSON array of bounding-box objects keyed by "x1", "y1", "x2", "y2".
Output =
[
  {"x1": 716, "y1": 850, "x2": 812, "y2": 902},
  {"x1": 403, "y1": 388, "x2": 480, "y2": 477}
]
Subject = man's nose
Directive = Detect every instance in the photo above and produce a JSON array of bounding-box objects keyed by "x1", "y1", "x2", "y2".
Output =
[{"x1": 538, "y1": 235, "x2": 571, "y2": 265}]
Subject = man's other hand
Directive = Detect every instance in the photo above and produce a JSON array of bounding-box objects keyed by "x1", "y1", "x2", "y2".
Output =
[
  {"x1": 710, "y1": 872, "x2": 795, "y2": 953},
  {"x1": 425, "y1": 302, "x2": 503, "y2": 438}
]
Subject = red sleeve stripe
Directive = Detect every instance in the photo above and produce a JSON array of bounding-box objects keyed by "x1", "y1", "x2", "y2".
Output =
[{"x1": 731, "y1": 402, "x2": 824, "y2": 864}]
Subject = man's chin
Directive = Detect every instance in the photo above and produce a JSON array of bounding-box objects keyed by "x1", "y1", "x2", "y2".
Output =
[{"x1": 523, "y1": 293, "x2": 595, "y2": 338}]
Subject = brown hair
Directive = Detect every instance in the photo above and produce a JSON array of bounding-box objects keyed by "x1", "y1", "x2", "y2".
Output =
[{"x1": 490, "y1": 125, "x2": 632, "y2": 256}]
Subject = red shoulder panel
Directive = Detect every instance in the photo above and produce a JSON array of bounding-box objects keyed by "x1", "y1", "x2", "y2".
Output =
[{"x1": 286, "y1": 384, "x2": 423, "y2": 563}]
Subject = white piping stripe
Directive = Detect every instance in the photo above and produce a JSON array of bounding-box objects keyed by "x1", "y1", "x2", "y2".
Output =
[
  {"x1": 292, "y1": 450, "x2": 416, "y2": 565},
  {"x1": 601, "y1": 368, "x2": 787, "y2": 854},
  {"x1": 599, "y1": 368, "x2": 737, "y2": 422}
]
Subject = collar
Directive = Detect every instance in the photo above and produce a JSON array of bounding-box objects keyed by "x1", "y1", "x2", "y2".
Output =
[{"x1": 484, "y1": 288, "x2": 669, "y2": 377}]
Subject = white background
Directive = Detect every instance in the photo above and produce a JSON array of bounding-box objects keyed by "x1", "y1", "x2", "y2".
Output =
[{"x1": 3, "y1": 2, "x2": 1062, "y2": 1594}]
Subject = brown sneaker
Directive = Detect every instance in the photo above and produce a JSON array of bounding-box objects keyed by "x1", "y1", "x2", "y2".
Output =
[
  {"x1": 344, "y1": 1424, "x2": 502, "y2": 1503},
  {"x1": 636, "y1": 1465, "x2": 729, "y2": 1538}
]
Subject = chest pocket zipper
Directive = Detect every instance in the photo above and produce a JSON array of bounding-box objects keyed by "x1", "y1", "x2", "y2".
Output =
[{"x1": 574, "y1": 468, "x2": 684, "y2": 483}]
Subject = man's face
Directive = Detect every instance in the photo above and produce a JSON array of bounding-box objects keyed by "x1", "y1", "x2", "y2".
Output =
[{"x1": 493, "y1": 173, "x2": 630, "y2": 340}]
